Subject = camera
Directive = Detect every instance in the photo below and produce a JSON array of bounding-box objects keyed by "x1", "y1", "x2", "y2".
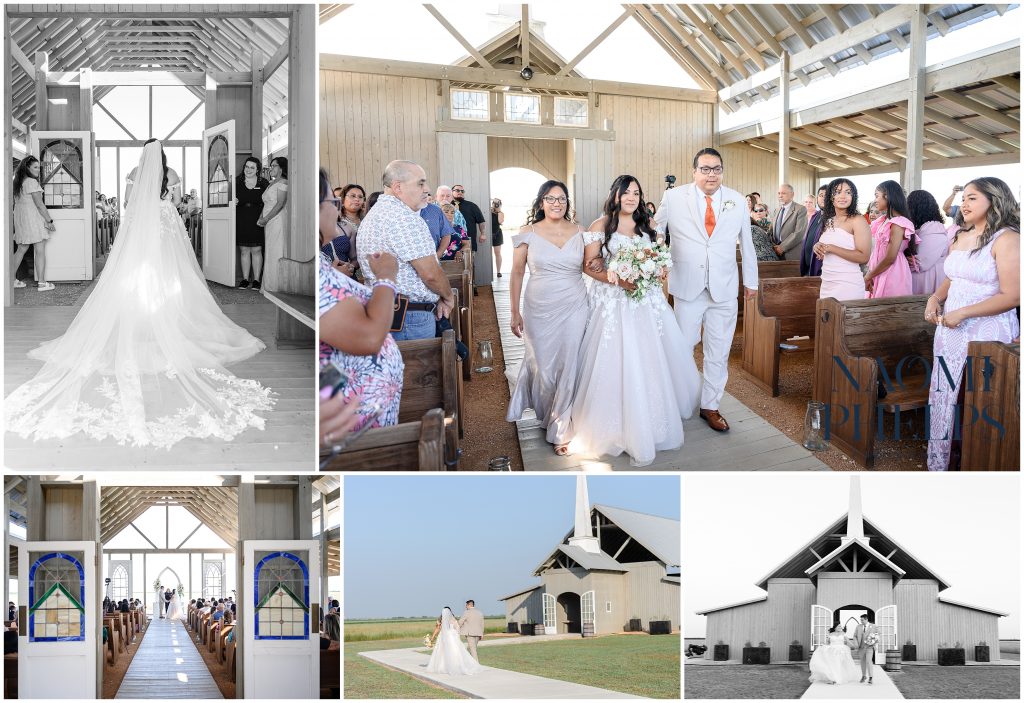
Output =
[{"x1": 664, "y1": 175, "x2": 676, "y2": 189}]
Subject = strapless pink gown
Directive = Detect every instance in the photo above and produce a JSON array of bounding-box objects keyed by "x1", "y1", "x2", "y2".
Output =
[{"x1": 819, "y1": 227, "x2": 867, "y2": 301}]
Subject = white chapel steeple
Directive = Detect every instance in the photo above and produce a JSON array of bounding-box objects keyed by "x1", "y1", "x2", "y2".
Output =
[
  {"x1": 842, "y1": 476, "x2": 868, "y2": 545},
  {"x1": 567, "y1": 475, "x2": 601, "y2": 554}
]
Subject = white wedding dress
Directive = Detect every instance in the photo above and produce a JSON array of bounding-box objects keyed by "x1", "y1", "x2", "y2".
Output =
[
  {"x1": 425, "y1": 608, "x2": 481, "y2": 676},
  {"x1": 808, "y1": 634, "x2": 861, "y2": 684},
  {"x1": 568, "y1": 231, "x2": 701, "y2": 466},
  {"x1": 5, "y1": 140, "x2": 274, "y2": 449},
  {"x1": 165, "y1": 593, "x2": 184, "y2": 621}
]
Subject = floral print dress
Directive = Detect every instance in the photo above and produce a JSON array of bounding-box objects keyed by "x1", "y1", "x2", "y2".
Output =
[{"x1": 318, "y1": 259, "x2": 404, "y2": 431}]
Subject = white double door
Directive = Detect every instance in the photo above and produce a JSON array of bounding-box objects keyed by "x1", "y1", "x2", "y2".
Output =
[
  {"x1": 18, "y1": 541, "x2": 97, "y2": 699},
  {"x1": 28, "y1": 131, "x2": 94, "y2": 281},
  {"x1": 242, "y1": 539, "x2": 320, "y2": 699},
  {"x1": 811, "y1": 604, "x2": 897, "y2": 655}
]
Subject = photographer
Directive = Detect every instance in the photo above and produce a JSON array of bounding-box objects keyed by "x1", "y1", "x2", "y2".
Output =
[
  {"x1": 491, "y1": 197, "x2": 505, "y2": 277},
  {"x1": 942, "y1": 184, "x2": 963, "y2": 220}
]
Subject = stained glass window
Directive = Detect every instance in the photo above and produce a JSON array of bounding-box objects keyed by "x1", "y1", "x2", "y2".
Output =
[
  {"x1": 39, "y1": 139, "x2": 84, "y2": 209},
  {"x1": 451, "y1": 89, "x2": 490, "y2": 121},
  {"x1": 207, "y1": 134, "x2": 230, "y2": 207},
  {"x1": 554, "y1": 97, "x2": 588, "y2": 127},
  {"x1": 28, "y1": 552, "x2": 85, "y2": 642},
  {"x1": 505, "y1": 94, "x2": 540, "y2": 124},
  {"x1": 254, "y1": 551, "x2": 309, "y2": 640}
]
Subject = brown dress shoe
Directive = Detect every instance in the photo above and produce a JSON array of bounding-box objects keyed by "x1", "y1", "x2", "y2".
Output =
[{"x1": 699, "y1": 408, "x2": 730, "y2": 432}]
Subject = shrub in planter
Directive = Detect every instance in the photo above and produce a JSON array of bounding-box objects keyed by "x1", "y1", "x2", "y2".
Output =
[
  {"x1": 975, "y1": 641, "x2": 990, "y2": 663},
  {"x1": 649, "y1": 619, "x2": 672, "y2": 635},
  {"x1": 937, "y1": 641, "x2": 965, "y2": 666},
  {"x1": 507, "y1": 622, "x2": 519, "y2": 634},
  {"x1": 627, "y1": 618, "x2": 642, "y2": 632},
  {"x1": 713, "y1": 641, "x2": 729, "y2": 661},
  {"x1": 520, "y1": 623, "x2": 535, "y2": 636},
  {"x1": 742, "y1": 640, "x2": 770, "y2": 665},
  {"x1": 902, "y1": 640, "x2": 916, "y2": 662},
  {"x1": 789, "y1": 640, "x2": 804, "y2": 661}
]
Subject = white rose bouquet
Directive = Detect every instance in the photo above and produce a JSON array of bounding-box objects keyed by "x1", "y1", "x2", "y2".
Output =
[
  {"x1": 423, "y1": 634, "x2": 434, "y2": 648},
  {"x1": 606, "y1": 237, "x2": 673, "y2": 302},
  {"x1": 866, "y1": 632, "x2": 879, "y2": 647}
]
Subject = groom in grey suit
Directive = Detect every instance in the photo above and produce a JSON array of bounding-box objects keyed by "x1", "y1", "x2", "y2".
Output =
[
  {"x1": 459, "y1": 599, "x2": 485, "y2": 661},
  {"x1": 655, "y1": 147, "x2": 758, "y2": 432},
  {"x1": 853, "y1": 614, "x2": 878, "y2": 684}
]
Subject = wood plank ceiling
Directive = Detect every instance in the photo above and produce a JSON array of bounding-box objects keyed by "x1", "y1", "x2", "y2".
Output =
[
  {"x1": 6, "y1": 476, "x2": 340, "y2": 576},
  {"x1": 9, "y1": 10, "x2": 292, "y2": 131}
]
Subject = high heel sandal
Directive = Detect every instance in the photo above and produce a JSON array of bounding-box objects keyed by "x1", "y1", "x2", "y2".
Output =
[{"x1": 554, "y1": 444, "x2": 570, "y2": 456}]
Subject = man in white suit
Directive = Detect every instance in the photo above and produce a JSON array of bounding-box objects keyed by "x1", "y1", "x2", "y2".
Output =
[{"x1": 655, "y1": 148, "x2": 758, "y2": 432}]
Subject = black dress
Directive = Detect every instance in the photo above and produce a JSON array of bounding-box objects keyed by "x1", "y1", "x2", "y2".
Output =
[
  {"x1": 236, "y1": 176, "x2": 269, "y2": 247},
  {"x1": 491, "y1": 211, "x2": 504, "y2": 246}
]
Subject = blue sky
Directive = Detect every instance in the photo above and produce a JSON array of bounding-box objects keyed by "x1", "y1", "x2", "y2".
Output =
[{"x1": 344, "y1": 475, "x2": 679, "y2": 619}]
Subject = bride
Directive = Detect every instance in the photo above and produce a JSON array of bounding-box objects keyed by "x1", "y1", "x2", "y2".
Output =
[
  {"x1": 5, "y1": 139, "x2": 274, "y2": 449},
  {"x1": 568, "y1": 175, "x2": 701, "y2": 466},
  {"x1": 425, "y1": 607, "x2": 481, "y2": 676},
  {"x1": 165, "y1": 591, "x2": 184, "y2": 621},
  {"x1": 808, "y1": 625, "x2": 861, "y2": 685}
]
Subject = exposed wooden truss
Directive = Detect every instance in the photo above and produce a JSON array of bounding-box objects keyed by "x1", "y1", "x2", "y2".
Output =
[{"x1": 7, "y1": 7, "x2": 293, "y2": 129}]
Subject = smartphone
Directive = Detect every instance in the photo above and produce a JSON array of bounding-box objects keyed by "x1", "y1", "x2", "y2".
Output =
[{"x1": 319, "y1": 363, "x2": 381, "y2": 466}]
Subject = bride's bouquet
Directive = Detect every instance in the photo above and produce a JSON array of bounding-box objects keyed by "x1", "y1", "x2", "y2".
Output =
[
  {"x1": 866, "y1": 633, "x2": 879, "y2": 647},
  {"x1": 423, "y1": 634, "x2": 434, "y2": 648},
  {"x1": 607, "y1": 237, "x2": 672, "y2": 302}
]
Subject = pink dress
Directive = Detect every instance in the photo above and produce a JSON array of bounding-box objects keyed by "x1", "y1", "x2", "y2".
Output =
[
  {"x1": 818, "y1": 227, "x2": 867, "y2": 301},
  {"x1": 868, "y1": 215, "x2": 916, "y2": 298},
  {"x1": 927, "y1": 229, "x2": 1019, "y2": 470}
]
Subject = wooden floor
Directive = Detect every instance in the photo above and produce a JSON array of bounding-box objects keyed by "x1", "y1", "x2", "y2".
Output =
[
  {"x1": 493, "y1": 275, "x2": 829, "y2": 471},
  {"x1": 115, "y1": 616, "x2": 222, "y2": 699},
  {"x1": 4, "y1": 282, "x2": 314, "y2": 469}
]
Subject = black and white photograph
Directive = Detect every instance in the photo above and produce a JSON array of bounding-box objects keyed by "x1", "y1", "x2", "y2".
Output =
[
  {"x1": 684, "y1": 474, "x2": 1020, "y2": 699},
  {"x1": 317, "y1": 2, "x2": 1020, "y2": 471},
  {"x1": 3, "y1": 4, "x2": 317, "y2": 469},
  {"x1": 3, "y1": 473, "x2": 340, "y2": 699}
]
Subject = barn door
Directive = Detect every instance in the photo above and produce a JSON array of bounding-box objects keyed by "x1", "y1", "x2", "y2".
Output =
[
  {"x1": 876, "y1": 605, "x2": 897, "y2": 656},
  {"x1": 542, "y1": 593, "x2": 556, "y2": 635},
  {"x1": 30, "y1": 131, "x2": 95, "y2": 281},
  {"x1": 18, "y1": 542, "x2": 97, "y2": 698},
  {"x1": 243, "y1": 540, "x2": 320, "y2": 699},
  {"x1": 810, "y1": 605, "x2": 833, "y2": 651},
  {"x1": 581, "y1": 590, "x2": 596, "y2": 636},
  {"x1": 201, "y1": 119, "x2": 236, "y2": 286}
]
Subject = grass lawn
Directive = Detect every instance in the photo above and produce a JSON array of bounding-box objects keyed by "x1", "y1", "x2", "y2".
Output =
[
  {"x1": 345, "y1": 636, "x2": 467, "y2": 699},
  {"x1": 891, "y1": 666, "x2": 1020, "y2": 699},
  {"x1": 345, "y1": 617, "x2": 506, "y2": 642},
  {"x1": 684, "y1": 664, "x2": 811, "y2": 699},
  {"x1": 479, "y1": 634, "x2": 681, "y2": 699}
]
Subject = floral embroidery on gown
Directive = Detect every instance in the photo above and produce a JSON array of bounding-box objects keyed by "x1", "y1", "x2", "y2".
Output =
[
  {"x1": 927, "y1": 229, "x2": 1018, "y2": 470},
  {"x1": 568, "y1": 231, "x2": 701, "y2": 467}
]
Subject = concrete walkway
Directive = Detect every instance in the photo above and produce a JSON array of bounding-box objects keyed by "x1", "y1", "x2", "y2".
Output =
[
  {"x1": 802, "y1": 664, "x2": 903, "y2": 700},
  {"x1": 116, "y1": 616, "x2": 222, "y2": 699},
  {"x1": 359, "y1": 646, "x2": 641, "y2": 699}
]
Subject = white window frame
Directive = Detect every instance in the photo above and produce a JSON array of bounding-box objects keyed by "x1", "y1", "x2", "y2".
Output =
[
  {"x1": 504, "y1": 93, "x2": 541, "y2": 124},
  {"x1": 554, "y1": 97, "x2": 589, "y2": 127},
  {"x1": 450, "y1": 88, "x2": 491, "y2": 122}
]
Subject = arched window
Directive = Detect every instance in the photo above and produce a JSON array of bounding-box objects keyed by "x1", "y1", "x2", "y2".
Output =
[
  {"x1": 206, "y1": 134, "x2": 230, "y2": 207},
  {"x1": 39, "y1": 138, "x2": 85, "y2": 208},
  {"x1": 254, "y1": 551, "x2": 309, "y2": 640},
  {"x1": 28, "y1": 552, "x2": 85, "y2": 642},
  {"x1": 203, "y1": 562, "x2": 223, "y2": 600},
  {"x1": 110, "y1": 564, "x2": 129, "y2": 600}
]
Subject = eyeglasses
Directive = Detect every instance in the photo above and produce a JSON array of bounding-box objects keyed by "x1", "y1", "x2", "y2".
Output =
[
  {"x1": 452, "y1": 188, "x2": 465, "y2": 194},
  {"x1": 542, "y1": 196, "x2": 568, "y2": 204},
  {"x1": 696, "y1": 166, "x2": 724, "y2": 175}
]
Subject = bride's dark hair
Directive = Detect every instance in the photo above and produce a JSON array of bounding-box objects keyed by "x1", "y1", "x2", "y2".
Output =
[
  {"x1": 600, "y1": 175, "x2": 655, "y2": 256},
  {"x1": 143, "y1": 138, "x2": 169, "y2": 199}
]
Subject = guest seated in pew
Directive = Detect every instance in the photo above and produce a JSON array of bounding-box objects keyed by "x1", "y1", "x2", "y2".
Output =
[
  {"x1": 319, "y1": 168, "x2": 404, "y2": 449},
  {"x1": 321, "y1": 612, "x2": 341, "y2": 651},
  {"x1": 908, "y1": 189, "x2": 951, "y2": 296},
  {"x1": 438, "y1": 201, "x2": 468, "y2": 261},
  {"x1": 4, "y1": 621, "x2": 16, "y2": 655},
  {"x1": 750, "y1": 203, "x2": 780, "y2": 261},
  {"x1": 926, "y1": 177, "x2": 1020, "y2": 471},
  {"x1": 814, "y1": 178, "x2": 871, "y2": 301}
]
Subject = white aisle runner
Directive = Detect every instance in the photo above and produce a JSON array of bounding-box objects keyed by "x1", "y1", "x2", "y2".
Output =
[
  {"x1": 115, "y1": 616, "x2": 223, "y2": 699},
  {"x1": 801, "y1": 664, "x2": 904, "y2": 699}
]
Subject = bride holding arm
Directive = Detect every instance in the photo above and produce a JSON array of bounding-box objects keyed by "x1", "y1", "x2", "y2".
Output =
[
  {"x1": 425, "y1": 607, "x2": 481, "y2": 675},
  {"x1": 808, "y1": 625, "x2": 860, "y2": 685}
]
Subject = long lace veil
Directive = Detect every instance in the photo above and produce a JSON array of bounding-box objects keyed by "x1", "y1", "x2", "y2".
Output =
[{"x1": 441, "y1": 607, "x2": 457, "y2": 632}]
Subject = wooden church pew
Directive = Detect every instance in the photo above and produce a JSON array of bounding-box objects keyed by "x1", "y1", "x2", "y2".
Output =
[
  {"x1": 742, "y1": 277, "x2": 821, "y2": 395},
  {"x1": 736, "y1": 258, "x2": 802, "y2": 322},
  {"x1": 449, "y1": 288, "x2": 467, "y2": 438},
  {"x1": 320, "y1": 647, "x2": 340, "y2": 697},
  {"x1": 960, "y1": 341, "x2": 1020, "y2": 470},
  {"x1": 326, "y1": 408, "x2": 446, "y2": 471},
  {"x1": 262, "y1": 257, "x2": 315, "y2": 348},
  {"x1": 813, "y1": 295, "x2": 934, "y2": 467}
]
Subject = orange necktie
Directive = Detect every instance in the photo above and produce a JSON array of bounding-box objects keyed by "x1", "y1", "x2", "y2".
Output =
[{"x1": 704, "y1": 195, "x2": 716, "y2": 237}]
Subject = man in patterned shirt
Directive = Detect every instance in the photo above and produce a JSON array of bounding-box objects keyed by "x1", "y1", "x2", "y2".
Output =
[{"x1": 357, "y1": 160, "x2": 455, "y2": 341}]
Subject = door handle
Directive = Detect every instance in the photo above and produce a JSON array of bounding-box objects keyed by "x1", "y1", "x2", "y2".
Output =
[{"x1": 19, "y1": 605, "x2": 27, "y2": 633}]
